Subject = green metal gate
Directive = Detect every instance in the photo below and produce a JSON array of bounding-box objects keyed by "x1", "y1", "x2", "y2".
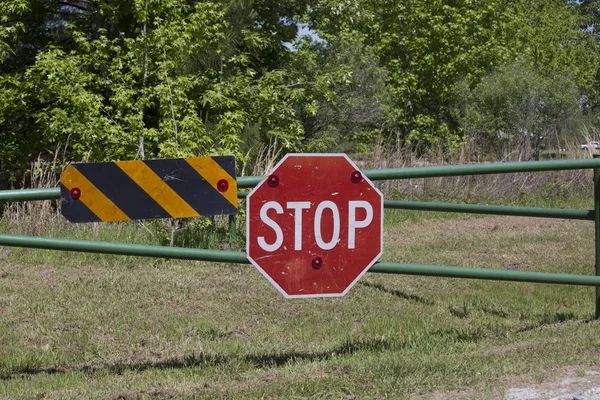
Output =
[{"x1": 2, "y1": 156, "x2": 600, "y2": 316}]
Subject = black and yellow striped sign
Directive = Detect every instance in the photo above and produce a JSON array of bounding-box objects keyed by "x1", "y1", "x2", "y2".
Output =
[{"x1": 60, "y1": 156, "x2": 237, "y2": 223}]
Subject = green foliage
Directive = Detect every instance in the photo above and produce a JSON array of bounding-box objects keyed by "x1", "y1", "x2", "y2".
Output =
[
  {"x1": 293, "y1": 34, "x2": 392, "y2": 152},
  {"x1": 452, "y1": 61, "x2": 585, "y2": 160},
  {"x1": 309, "y1": 0, "x2": 518, "y2": 148},
  {"x1": 513, "y1": 0, "x2": 600, "y2": 94},
  {"x1": 0, "y1": 0, "x2": 340, "y2": 187},
  {"x1": 0, "y1": 0, "x2": 28, "y2": 63},
  {"x1": 1, "y1": 0, "x2": 600, "y2": 185},
  {"x1": 307, "y1": 0, "x2": 600, "y2": 154}
]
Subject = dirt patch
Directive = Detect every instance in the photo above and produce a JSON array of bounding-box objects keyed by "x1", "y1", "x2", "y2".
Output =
[
  {"x1": 505, "y1": 367, "x2": 600, "y2": 400},
  {"x1": 423, "y1": 367, "x2": 600, "y2": 399},
  {"x1": 105, "y1": 387, "x2": 189, "y2": 400}
]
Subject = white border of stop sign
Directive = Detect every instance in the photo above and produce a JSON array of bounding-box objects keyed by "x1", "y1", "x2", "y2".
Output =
[{"x1": 246, "y1": 153, "x2": 384, "y2": 298}]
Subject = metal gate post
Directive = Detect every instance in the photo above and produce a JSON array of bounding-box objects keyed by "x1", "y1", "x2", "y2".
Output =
[{"x1": 594, "y1": 155, "x2": 600, "y2": 318}]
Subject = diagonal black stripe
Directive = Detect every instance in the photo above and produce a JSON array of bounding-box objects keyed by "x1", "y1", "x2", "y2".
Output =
[
  {"x1": 73, "y1": 162, "x2": 171, "y2": 220},
  {"x1": 144, "y1": 158, "x2": 238, "y2": 216},
  {"x1": 60, "y1": 185, "x2": 102, "y2": 223},
  {"x1": 211, "y1": 156, "x2": 237, "y2": 181}
]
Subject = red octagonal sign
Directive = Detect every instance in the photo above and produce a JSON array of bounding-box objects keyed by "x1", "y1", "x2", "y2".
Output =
[{"x1": 246, "y1": 154, "x2": 383, "y2": 298}]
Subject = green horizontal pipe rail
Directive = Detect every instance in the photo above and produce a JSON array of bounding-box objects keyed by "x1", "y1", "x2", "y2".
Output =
[
  {"x1": 1, "y1": 187, "x2": 594, "y2": 221},
  {"x1": 237, "y1": 158, "x2": 600, "y2": 188},
  {"x1": 0, "y1": 234, "x2": 249, "y2": 264},
  {"x1": 0, "y1": 187, "x2": 60, "y2": 203},
  {"x1": 0, "y1": 187, "x2": 250, "y2": 203},
  {"x1": 2, "y1": 159, "x2": 599, "y2": 200},
  {"x1": 4, "y1": 158, "x2": 600, "y2": 201},
  {"x1": 370, "y1": 262, "x2": 600, "y2": 287},
  {"x1": 239, "y1": 191, "x2": 592, "y2": 220},
  {"x1": 2, "y1": 233, "x2": 600, "y2": 287},
  {"x1": 384, "y1": 200, "x2": 595, "y2": 221}
]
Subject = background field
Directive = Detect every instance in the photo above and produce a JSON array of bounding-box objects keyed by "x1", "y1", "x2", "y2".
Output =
[{"x1": 1, "y1": 194, "x2": 600, "y2": 399}]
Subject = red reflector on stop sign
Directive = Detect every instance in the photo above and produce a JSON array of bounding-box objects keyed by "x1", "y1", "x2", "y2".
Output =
[{"x1": 246, "y1": 154, "x2": 384, "y2": 298}]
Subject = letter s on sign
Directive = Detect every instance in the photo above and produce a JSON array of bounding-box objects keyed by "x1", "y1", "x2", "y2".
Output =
[{"x1": 257, "y1": 201, "x2": 284, "y2": 252}]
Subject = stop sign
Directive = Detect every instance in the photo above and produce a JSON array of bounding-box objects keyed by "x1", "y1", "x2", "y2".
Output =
[{"x1": 246, "y1": 154, "x2": 383, "y2": 298}]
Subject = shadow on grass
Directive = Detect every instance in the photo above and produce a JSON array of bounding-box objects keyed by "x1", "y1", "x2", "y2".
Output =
[
  {"x1": 515, "y1": 311, "x2": 583, "y2": 333},
  {"x1": 358, "y1": 281, "x2": 434, "y2": 305},
  {"x1": 449, "y1": 304, "x2": 511, "y2": 319},
  {"x1": 480, "y1": 306, "x2": 511, "y2": 318},
  {"x1": 447, "y1": 304, "x2": 581, "y2": 322},
  {"x1": 2, "y1": 313, "x2": 589, "y2": 381},
  {"x1": 0, "y1": 336, "x2": 400, "y2": 381}
]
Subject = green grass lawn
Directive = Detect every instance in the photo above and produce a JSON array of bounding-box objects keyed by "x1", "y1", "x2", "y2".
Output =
[{"x1": 1, "y1": 208, "x2": 600, "y2": 399}]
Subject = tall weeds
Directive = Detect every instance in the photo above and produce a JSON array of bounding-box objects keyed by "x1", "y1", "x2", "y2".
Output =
[
  {"x1": 359, "y1": 139, "x2": 594, "y2": 203},
  {"x1": 2, "y1": 134, "x2": 596, "y2": 241},
  {"x1": 1, "y1": 153, "x2": 64, "y2": 235},
  {"x1": 247, "y1": 136, "x2": 283, "y2": 177}
]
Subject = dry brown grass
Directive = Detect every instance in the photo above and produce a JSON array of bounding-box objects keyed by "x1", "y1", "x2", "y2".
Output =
[
  {"x1": 356, "y1": 140, "x2": 594, "y2": 200},
  {"x1": 1, "y1": 154, "x2": 64, "y2": 234}
]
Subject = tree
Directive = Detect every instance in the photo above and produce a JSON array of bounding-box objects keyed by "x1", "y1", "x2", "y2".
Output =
[
  {"x1": 452, "y1": 61, "x2": 585, "y2": 161},
  {"x1": 513, "y1": 0, "x2": 600, "y2": 105},
  {"x1": 290, "y1": 33, "x2": 391, "y2": 153},
  {"x1": 0, "y1": 0, "x2": 341, "y2": 187},
  {"x1": 308, "y1": 0, "x2": 519, "y2": 150}
]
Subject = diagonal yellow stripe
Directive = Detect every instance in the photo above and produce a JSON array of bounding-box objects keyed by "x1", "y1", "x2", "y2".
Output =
[
  {"x1": 115, "y1": 160, "x2": 200, "y2": 219},
  {"x1": 185, "y1": 157, "x2": 238, "y2": 208},
  {"x1": 60, "y1": 165, "x2": 130, "y2": 222}
]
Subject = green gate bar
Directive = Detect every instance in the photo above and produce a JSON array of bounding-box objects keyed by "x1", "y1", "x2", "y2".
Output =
[
  {"x1": 3, "y1": 156, "x2": 600, "y2": 316},
  {"x1": 383, "y1": 200, "x2": 594, "y2": 220},
  {"x1": 594, "y1": 155, "x2": 600, "y2": 318},
  {"x1": 4, "y1": 188, "x2": 593, "y2": 221},
  {"x1": 236, "y1": 157, "x2": 600, "y2": 188},
  {"x1": 2, "y1": 233, "x2": 600, "y2": 287},
  {"x1": 5, "y1": 158, "x2": 600, "y2": 198},
  {"x1": 362, "y1": 157, "x2": 600, "y2": 181},
  {"x1": 0, "y1": 187, "x2": 60, "y2": 202},
  {"x1": 0, "y1": 234, "x2": 249, "y2": 264},
  {"x1": 6, "y1": 157, "x2": 600, "y2": 197}
]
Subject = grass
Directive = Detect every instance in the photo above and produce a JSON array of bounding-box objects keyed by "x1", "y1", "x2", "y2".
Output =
[{"x1": 1, "y1": 199, "x2": 600, "y2": 398}]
